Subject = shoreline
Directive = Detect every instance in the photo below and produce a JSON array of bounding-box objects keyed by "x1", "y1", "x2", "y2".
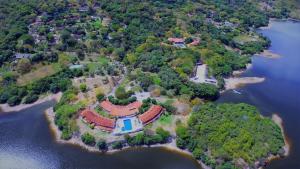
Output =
[
  {"x1": 259, "y1": 19, "x2": 274, "y2": 30},
  {"x1": 46, "y1": 106, "x2": 289, "y2": 169},
  {"x1": 272, "y1": 114, "x2": 291, "y2": 157},
  {"x1": 224, "y1": 77, "x2": 265, "y2": 91},
  {"x1": 45, "y1": 107, "x2": 210, "y2": 169},
  {"x1": 256, "y1": 114, "x2": 291, "y2": 169},
  {"x1": 0, "y1": 92, "x2": 62, "y2": 113},
  {"x1": 223, "y1": 64, "x2": 265, "y2": 91},
  {"x1": 254, "y1": 114, "x2": 290, "y2": 169},
  {"x1": 255, "y1": 50, "x2": 281, "y2": 59}
]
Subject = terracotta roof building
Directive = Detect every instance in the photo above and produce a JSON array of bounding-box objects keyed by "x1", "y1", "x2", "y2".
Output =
[
  {"x1": 100, "y1": 100, "x2": 142, "y2": 117},
  {"x1": 168, "y1": 38, "x2": 185, "y2": 43},
  {"x1": 189, "y1": 39, "x2": 200, "y2": 46},
  {"x1": 138, "y1": 105, "x2": 163, "y2": 125},
  {"x1": 80, "y1": 109, "x2": 116, "y2": 132}
]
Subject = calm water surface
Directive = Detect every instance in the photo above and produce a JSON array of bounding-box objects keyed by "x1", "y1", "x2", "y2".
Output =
[
  {"x1": 218, "y1": 21, "x2": 300, "y2": 169},
  {"x1": 0, "y1": 101, "x2": 201, "y2": 169},
  {"x1": 1, "y1": 21, "x2": 299, "y2": 169}
]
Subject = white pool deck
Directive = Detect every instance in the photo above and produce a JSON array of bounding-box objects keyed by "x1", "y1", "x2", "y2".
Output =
[{"x1": 113, "y1": 116, "x2": 143, "y2": 135}]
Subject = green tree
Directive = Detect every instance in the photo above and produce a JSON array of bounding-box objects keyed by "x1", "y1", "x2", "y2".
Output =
[
  {"x1": 97, "y1": 140, "x2": 108, "y2": 151},
  {"x1": 81, "y1": 132, "x2": 96, "y2": 146},
  {"x1": 112, "y1": 141, "x2": 123, "y2": 149},
  {"x1": 156, "y1": 127, "x2": 170, "y2": 143},
  {"x1": 79, "y1": 84, "x2": 87, "y2": 92},
  {"x1": 16, "y1": 58, "x2": 31, "y2": 74},
  {"x1": 115, "y1": 86, "x2": 130, "y2": 99}
]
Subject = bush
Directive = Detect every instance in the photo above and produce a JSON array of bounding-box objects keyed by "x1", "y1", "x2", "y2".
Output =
[
  {"x1": 160, "y1": 102, "x2": 176, "y2": 114},
  {"x1": 23, "y1": 94, "x2": 39, "y2": 104},
  {"x1": 115, "y1": 86, "x2": 133, "y2": 100},
  {"x1": 108, "y1": 96, "x2": 137, "y2": 105},
  {"x1": 61, "y1": 128, "x2": 72, "y2": 140},
  {"x1": 144, "y1": 134, "x2": 163, "y2": 145},
  {"x1": 0, "y1": 92, "x2": 9, "y2": 103},
  {"x1": 96, "y1": 93, "x2": 106, "y2": 101},
  {"x1": 79, "y1": 84, "x2": 87, "y2": 92},
  {"x1": 97, "y1": 140, "x2": 108, "y2": 151},
  {"x1": 190, "y1": 83, "x2": 219, "y2": 100},
  {"x1": 7, "y1": 96, "x2": 21, "y2": 106},
  {"x1": 81, "y1": 132, "x2": 96, "y2": 146},
  {"x1": 156, "y1": 127, "x2": 170, "y2": 143},
  {"x1": 111, "y1": 141, "x2": 123, "y2": 149}
]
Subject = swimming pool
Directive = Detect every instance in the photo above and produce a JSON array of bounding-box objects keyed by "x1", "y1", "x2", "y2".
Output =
[{"x1": 122, "y1": 119, "x2": 132, "y2": 131}]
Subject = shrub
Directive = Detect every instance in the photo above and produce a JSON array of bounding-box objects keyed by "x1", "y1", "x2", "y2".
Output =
[
  {"x1": 108, "y1": 96, "x2": 137, "y2": 105},
  {"x1": 0, "y1": 92, "x2": 9, "y2": 103},
  {"x1": 96, "y1": 93, "x2": 105, "y2": 101},
  {"x1": 156, "y1": 127, "x2": 170, "y2": 143},
  {"x1": 81, "y1": 132, "x2": 96, "y2": 146},
  {"x1": 114, "y1": 87, "x2": 135, "y2": 100},
  {"x1": 7, "y1": 96, "x2": 21, "y2": 106},
  {"x1": 79, "y1": 84, "x2": 87, "y2": 92},
  {"x1": 61, "y1": 128, "x2": 72, "y2": 140},
  {"x1": 115, "y1": 86, "x2": 129, "y2": 99},
  {"x1": 111, "y1": 141, "x2": 123, "y2": 149},
  {"x1": 97, "y1": 140, "x2": 108, "y2": 151},
  {"x1": 160, "y1": 102, "x2": 176, "y2": 114},
  {"x1": 23, "y1": 94, "x2": 39, "y2": 104}
]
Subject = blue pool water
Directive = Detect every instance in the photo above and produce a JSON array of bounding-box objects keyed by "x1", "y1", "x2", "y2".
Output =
[{"x1": 122, "y1": 119, "x2": 132, "y2": 131}]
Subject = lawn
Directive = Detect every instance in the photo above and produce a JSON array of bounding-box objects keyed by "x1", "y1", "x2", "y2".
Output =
[
  {"x1": 86, "y1": 56, "x2": 109, "y2": 73},
  {"x1": 17, "y1": 64, "x2": 61, "y2": 85},
  {"x1": 97, "y1": 56, "x2": 109, "y2": 65},
  {"x1": 233, "y1": 35, "x2": 259, "y2": 45},
  {"x1": 157, "y1": 113, "x2": 174, "y2": 125}
]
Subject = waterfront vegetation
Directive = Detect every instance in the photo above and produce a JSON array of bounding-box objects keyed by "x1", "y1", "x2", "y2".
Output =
[
  {"x1": 54, "y1": 88, "x2": 82, "y2": 140},
  {"x1": 176, "y1": 103, "x2": 285, "y2": 168}
]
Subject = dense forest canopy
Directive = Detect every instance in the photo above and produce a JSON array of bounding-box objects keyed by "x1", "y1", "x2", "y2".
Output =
[
  {"x1": 176, "y1": 103, "x2": 285, "y2": 168},
  {"x1": 0, "y1": 0, "x2": 297, "y2": 116}
]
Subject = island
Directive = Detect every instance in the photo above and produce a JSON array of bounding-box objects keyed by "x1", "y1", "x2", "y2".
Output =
[{"x1": 0, "y1": 0, "x2": 297, "y2": 168}]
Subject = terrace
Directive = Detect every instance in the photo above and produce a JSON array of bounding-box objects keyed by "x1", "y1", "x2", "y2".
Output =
[{"x1": 113, "y1": 117, "x2": 143, "y2": 135}]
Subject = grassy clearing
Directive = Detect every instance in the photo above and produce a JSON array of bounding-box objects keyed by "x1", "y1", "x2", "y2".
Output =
[
  {"x1": 17, "y1": 64, "x2": 61, "y2": 85},
  {"x1": 86, "y1": 56, "x2": 109, "y2": 73},
  {"x1": 157, "y1": 113, "x2": 174, "y2": 125},
  {"x1": 233, "y1": 35, "x2": 258, "y2": 44},
  {"x1": 97, "y1": 56, "x2": 109, "y2": 65}
]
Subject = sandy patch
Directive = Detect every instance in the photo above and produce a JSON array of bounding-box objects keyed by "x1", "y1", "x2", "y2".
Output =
[
  {"x1": 255, "y1": 50, "x2": 281, "y2": 59},
  {"x1": 224, "y1": 77, "x2": 265, "y2": 90}
]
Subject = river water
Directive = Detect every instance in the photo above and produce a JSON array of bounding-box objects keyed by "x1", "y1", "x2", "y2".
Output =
[
  {"x1": 218, "y1": 20, "x2": 300, "y2": 169},
  {"x1": 0, "y1": 21, "x2": 299, "y2": 169},
  {"x1": 0, "y1": 101, "x2": 201, "y2": 169}
]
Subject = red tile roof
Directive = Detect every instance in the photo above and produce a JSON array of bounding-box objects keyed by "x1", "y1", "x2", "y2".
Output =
[
  {"x1": 138, "y1": 105, "x2": 163, "y2": 125},
  {"x1": 189, "y1": 39, "x2": 200, "y2": 46},
  {"x1": 168, "y1": 38, "x2": 185, "y2": 43},
  {"x1": 80, "y1": 109, "x2": 115, "y2": 131},
  {"x1": 100, "y1": 100, "x2": 142, "y2": 117}
]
